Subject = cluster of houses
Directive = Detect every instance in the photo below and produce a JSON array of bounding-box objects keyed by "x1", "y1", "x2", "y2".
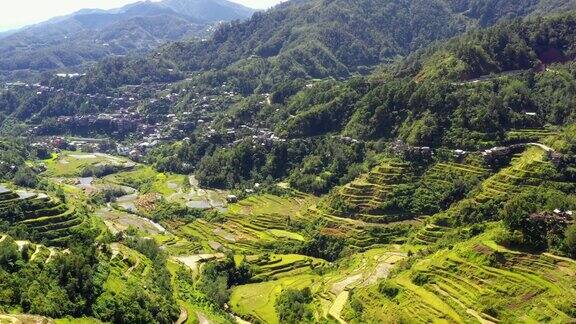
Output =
[
  {"x1": 389, "y1": 140, "x2": 434, "y2": 160},
  {"x1": 31, "y1": 136, "x2": 114, "y2": 153},
  {"x1": 529, "y1": 209, "x2": 574, "y2": 227},
  {"x1": 224, "y1": 126, "x2": 287, "y2": 147}
]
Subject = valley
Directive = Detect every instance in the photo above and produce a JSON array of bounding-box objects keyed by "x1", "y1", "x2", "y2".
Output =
[
  {"x1": 3, "y1": 139, "x2": 575, "y2": 323},
  {"x1": 1, "y1": 0, "x2": 576, "y2": 323}
]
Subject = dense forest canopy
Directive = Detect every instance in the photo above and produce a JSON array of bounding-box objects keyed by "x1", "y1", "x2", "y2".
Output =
[{"x1": 154, "y1": 0, "x2": 576, "y2": 92}]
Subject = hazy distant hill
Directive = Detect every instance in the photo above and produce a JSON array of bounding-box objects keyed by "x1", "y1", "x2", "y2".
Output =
[
  {"x1": 162, "y1": 0, "x2": 257, "y2": 22},
  {"x1": 0, "y1": 0, "x2": 255, "y2": 77}
]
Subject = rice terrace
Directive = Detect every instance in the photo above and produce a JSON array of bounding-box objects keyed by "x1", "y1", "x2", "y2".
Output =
[{"x1": 1, "y1": 0, "x2": 576, "y2": 323}]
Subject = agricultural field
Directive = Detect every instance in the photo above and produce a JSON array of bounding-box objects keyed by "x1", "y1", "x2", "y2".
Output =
[
  {"x1": 344, "y1": 225, "x2": 576, "y2": 323},
  {"x1": 320, "y1": 159, "x2": 417, "y2": 223},
  {"x1": 42, "y1": 151, "x2": 135, "y2": 178},
  {"x1": 229, "y1": 247, "x2": 407, "y2": 323},
  {"x1": 168, "y1": 193, "x2": 315, "y2": 254},
  {"x1": 1, "y1": 145, "x2": 574, "y2": 324},
  {"x1": 505, "y1": 128, "x2": 559, "y2": 144},
  {"x1": 466, "y1": 147, "x2": 566, "y2": 204},
  {"x1": 221, "y1": 146, "x2": 575, "y2": 323},
  {"x1": 0, "y1": 185, "x2": 85, "y2": 246}
]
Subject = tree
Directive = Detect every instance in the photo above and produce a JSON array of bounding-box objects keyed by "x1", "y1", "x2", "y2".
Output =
[
  {"x1": 0, "y1": 236, "x2": 20, "y2": 272},
  {"x1": 275, "y1": 288, "x2": 313, "y2": 324},
  {"x1": 196, "y1": 262, "x2": 230, "y2": 307},
  {"x1": 564, "y1": 225, "x2": 576, "y2": 258}
]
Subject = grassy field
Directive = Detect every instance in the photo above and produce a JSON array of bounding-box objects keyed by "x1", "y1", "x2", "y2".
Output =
[{"x1": 43, "y1": 151, "x2": 133, "y2": 178}]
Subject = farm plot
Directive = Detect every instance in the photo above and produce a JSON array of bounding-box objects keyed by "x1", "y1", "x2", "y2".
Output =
[
  {"x1": 104, "y1": 243, "x2": 155, "y2": 294},
  {"x1": 229, "y1": 248, "x2": 406, "y2": 323},
  {"x1": 43, "y1": 151, "x2": 134, "y2": 178},
  {"x1": 230, "y1": 274, "x2": 320, "y2": 324},
  {"x1": 471, "y1": 147, "x2": 566, "y2": 204},
  {"x1": 345, "y1": 227, "x2": 576, "y2": 323},
  {"x1": 414, "y1": 147, "x2": 572, "y2": 245},
  {"x1": 0, "y1": 187, "x2": 84, "y2": 246},
  {"x1": 304, "y1": 204, "x2": 416, "y2": 250},
  {"x1": 320, "y1": 160, "x2": 416, "y2": 223},
  {"x1": 172, "y1": 194, "x2": 315, "y2": 254},
  {"x1": 95, "y1": 207, "x2": 166, "y2": 235}
]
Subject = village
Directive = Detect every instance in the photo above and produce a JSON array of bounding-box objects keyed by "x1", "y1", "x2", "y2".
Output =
[{"x1": 4, "y1": 75, "x2": 287, "y2": 162}]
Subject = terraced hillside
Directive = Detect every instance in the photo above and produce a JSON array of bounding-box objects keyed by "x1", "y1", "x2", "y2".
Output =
[
  {"x1": 169, "y1": 194, "x2": 314, "y2": 253},
  {"x1": 104, "y1": 243, "x2": 156, "y2": 293},
  {"x1": 321, "y1": 160, "x2": 416, "y2": 223},
  {"x1": 305, "y1": 204, "x2": 414, "y2": 250},
  {"x1": 473, "y1": 147, "x2": 568, "y2": 203},
  {"x1": 321, "y1": 158, "x2": 489, "y2": 223},
  {"x1": 412, "y1": 146, "x2": 572, "y2": 245},
  {"x1": 302, "y1": 156, "x2": 491, "y2": 250},
  {"x1": 344, "y1": 226, "x2": 576, "y2": 323},
  {"x1": 230, "y1": 247, "x2": 408, "y2": 323},
  {"x1": 0, "y1": 186, "x2": 84, "y2": 246},
  {"x1": 248, "y1": 254, "x2": 327, "y2": 282},
  {"x1": 0, "y1": 234, "x2": 64, "y2": 264},
  {"x1": 506, "y1": 128, "x2": 559, "y2": 144}
]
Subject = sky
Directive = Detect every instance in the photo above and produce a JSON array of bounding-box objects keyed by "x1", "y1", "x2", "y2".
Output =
[{"x1": 0, "y1": 0, "x2": 286, "y2": 31}]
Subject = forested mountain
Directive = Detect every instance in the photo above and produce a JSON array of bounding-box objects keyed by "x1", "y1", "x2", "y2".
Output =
[
  {"x1": 1, "y1": 1, "x2": 576, "y2": 323},
  {"x1": 166, "y1": 12, "x2": 576, "y2": 192},
  {"x1": 274, "y1": 14, "x2": 576, "y2": 147},
  {"x1": 0, "y1": 0, "x2": 255, "y2": 79},
  {"x1": 156, "y1": 0, "x2": 576, "y2": 93},
  {"x1": 162, "y1": 0, "x2": 256, "y2": 21}
]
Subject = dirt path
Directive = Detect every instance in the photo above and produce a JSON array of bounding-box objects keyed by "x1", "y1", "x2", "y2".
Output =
[
  {"x1": 361, "y1": 252, "x2": 405, "y2": 286},
  {"x1": 528, "y1": 142, "x2": 554, "y2": 152},
  {"x1": 15, "y1": 240, "x2": 29, "y2": 251},
  {"x1": 196, "y1": 311, "x2": 210, "y2": 324},
  {"x1": 126, "y1": 258, "x2": 140, "y2": 275},
  {"x1": 452, "y1": 69, "x2": 528, "y2": 85},
  {"x1": 327, "y1": 251, "x2": 407, "y2": 323},
  {"x1": 110, "y1": 243, "x2": 121, "y2": 260},
  {"x1": 174, "y1": 253, "x2": 225, "y2": 273},
  {"x1": 29, "y1": 245, "x2": 41, "y2": 261},
  {"x1": 232, "y1": 315, "x2": 251, "y2": 324},
  {"x1": 0, "y1": 314, "x2": 54, "y2": 324},
  {"x1": 543, "y1": 252, "x2": 576, "y2": 264},
  {"x1": 174, "y1": 307, "x2": 188, "y2": 324},
  {"x1": 331, "y1": 274, "x2": 363, "y2": 295},
  {"x1": 328, "y1": 291, "x2": 349, "y2": 324},
  {"x1": 46, "y1": 248, "x2": 57, "y2": 263},
  {"x1": 466, "y1": 309, "x2": 497, "y2": 324}
]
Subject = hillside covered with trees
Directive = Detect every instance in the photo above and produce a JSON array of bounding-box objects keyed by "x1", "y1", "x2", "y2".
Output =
[
  {"x1": 0, "y1": 0, "x2": 255, "y2": 80},
  {"x1": 155, "y1": 0, "x2": 576, "y2": 93},
  {"x1": 0, "y1": 0, "x2": 576, "y2": 323}
]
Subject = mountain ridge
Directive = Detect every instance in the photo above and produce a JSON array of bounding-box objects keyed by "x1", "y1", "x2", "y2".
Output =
[
  {"x1": 155, "y1": 0, "x2": 576, "y2": 93},
  {"x1": 0, "y1": 0, "x2": 256, "y2": 79}
]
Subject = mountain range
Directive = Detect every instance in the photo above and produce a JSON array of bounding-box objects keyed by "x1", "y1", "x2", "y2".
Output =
[
  {"x1": 155, "y1": 0, "x2": 576, "y2": 93},
  {"x1": 0, "y1": 0, "x2": 256, "y2": 79},
  {"x1": 0, "y1": 0, "x2": 576, "y2": 323}
]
